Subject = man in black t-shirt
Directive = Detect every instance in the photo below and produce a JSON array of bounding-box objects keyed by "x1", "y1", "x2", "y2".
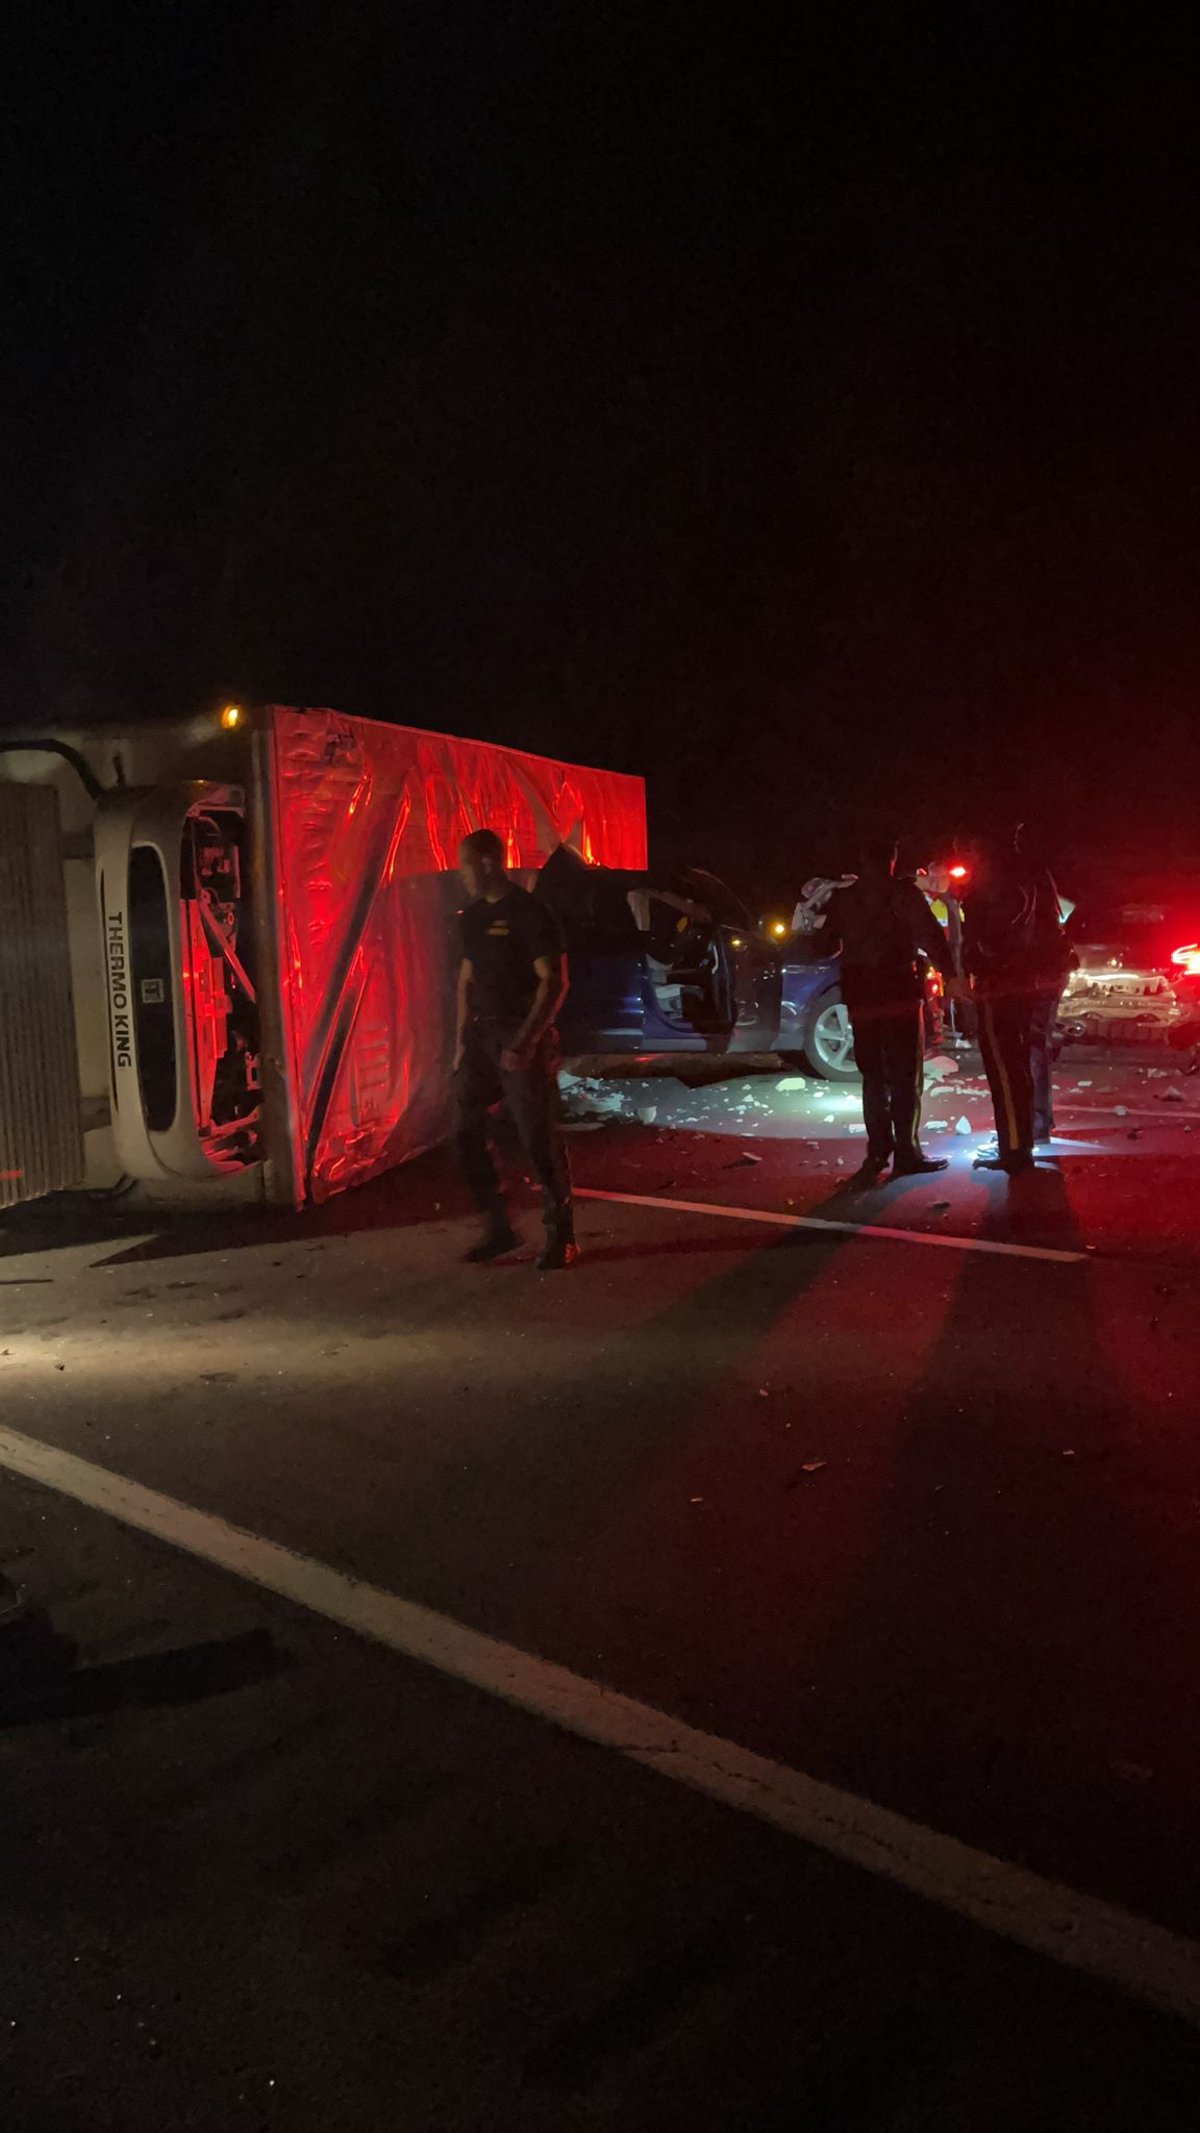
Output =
[{"x1": 453, "y1": 828, "x2": 576, "y2": 1269}]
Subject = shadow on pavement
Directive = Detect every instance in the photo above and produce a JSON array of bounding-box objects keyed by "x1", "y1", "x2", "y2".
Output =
[
  {"x1": 573, "y1": 1234, "x2": 776, "y2": 1268},
  {"x1": 0, "y1": 1150, "x2": 459, "y2": 1267},
  {"x1": 486, "y1": 1180, "x2": 872, "y2": 1623},
  {"x1": 806, "y1": 1159, "x2": 1200, "y2": 1932},
  {"x1": 0, "y1": 1620, "x2": 290, "y2": 1728}
]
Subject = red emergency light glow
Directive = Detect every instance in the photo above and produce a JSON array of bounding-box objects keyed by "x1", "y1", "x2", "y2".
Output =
[
  {"x1": 1170, "y1": 943, "x2": 1200, "y2": 975},
  {"x1": 948, "y1": 863, "x2": 968, "y2": 881}
]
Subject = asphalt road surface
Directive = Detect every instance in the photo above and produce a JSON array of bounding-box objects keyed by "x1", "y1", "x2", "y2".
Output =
[{"x1": 1, "y1": 1055, "x2": 1199, "y2": 2129}]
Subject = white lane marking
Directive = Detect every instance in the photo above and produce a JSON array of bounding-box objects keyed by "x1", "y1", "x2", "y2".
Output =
[
  {"x1": 577, "y1": 1188, "x2": 1086, "y2": 1264},
  {"x1": 1, "y1": 1426, "x2": 1196, "y2": 2025},
  {"x1": 1058, "y1": 1103, "x2": 1200, "y2": 1126}
]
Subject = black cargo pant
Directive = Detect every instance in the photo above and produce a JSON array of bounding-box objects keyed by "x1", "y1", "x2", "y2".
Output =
[
  {"x1": 976, "y1": 988, "x2": 1035, "y2": 1162},
  {"x1": 453, "y1": 1020, "x2": 573, "y2": 1239},
  {"x1": 846, "y1": 994, "x2": 925, "y2": 1168}
]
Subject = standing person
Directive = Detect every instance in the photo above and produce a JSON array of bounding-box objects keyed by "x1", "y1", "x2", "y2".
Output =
[
  {"x1": 453, "y1": 829, "x2": 577, "y2": 1270},
  {"x1": 916, "y1": 859, "x2": 971, "y2": 1042},
  {"x1": 825, "y1": 838, "x2": 959, "y2": 1185},
  {"x1": 1021, "y1": 847, "x2": 1075, "y2": 1146},
  {"x1": 962, "y1": 835, "x2": 1042, "y2": 1175}
]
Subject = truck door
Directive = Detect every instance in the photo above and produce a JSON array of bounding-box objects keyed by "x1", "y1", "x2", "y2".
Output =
[{"x1": 95, "y1": 784, "x2": 260, "y2": 1180}]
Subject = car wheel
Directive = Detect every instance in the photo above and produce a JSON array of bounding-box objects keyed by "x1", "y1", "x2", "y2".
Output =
[{"x1": 801, "y1": 992, "x2": 859, "y2": 1080}]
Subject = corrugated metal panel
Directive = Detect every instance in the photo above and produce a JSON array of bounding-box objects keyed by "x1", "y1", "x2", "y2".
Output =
[{"x1": 0, "y1": 783, "x2": 85, "y2": 1207}]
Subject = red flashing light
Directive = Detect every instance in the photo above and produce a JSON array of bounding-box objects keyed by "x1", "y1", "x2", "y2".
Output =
[
  {"x1": 1171, "y1": 943, "x2": 1200, "y2": 974},
  {"x1": 948, "y1": 863, "x2": 968, "y2": 882}
]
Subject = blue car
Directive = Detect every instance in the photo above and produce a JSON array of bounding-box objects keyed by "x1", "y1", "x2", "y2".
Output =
[{"x1": 538, "y1": 849, "x2": 857, "y2": 1078}]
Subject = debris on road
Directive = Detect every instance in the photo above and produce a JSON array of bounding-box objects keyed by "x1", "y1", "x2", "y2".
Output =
[
  {"x1": 776, "y1": 1076, "x2": 808, "y2": 1092},
  {"x1": 727, "y1": 1152, "x2": 762, "y2": 1167},
  {"x1": 924, "y1": 1054, "x2": 960, "y2": 1080},
  {"x1": 559, "y1": 1073, "x2": 635, "y2": 1121},
  {"x1": 955, "y1": 1117, "x2": 973, "y2": 1135}
]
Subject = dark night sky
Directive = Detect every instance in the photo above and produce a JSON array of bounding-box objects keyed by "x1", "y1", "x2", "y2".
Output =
[{"x1": 3, "y1": 4, "x2": 1200, "y2": 892}]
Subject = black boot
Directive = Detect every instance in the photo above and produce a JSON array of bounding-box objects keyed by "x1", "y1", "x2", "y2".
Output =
[
  {"x1": 463, "y1": 1213, "x2": 520, "y2": 1263},
  {"x1": 536, "y1": 1215, "x2": 578, "y2": 1271},
  {"x1": 892, "y1": 1155, "x2": 950, "y2": 1177},
  {"x1": 846, "y1": 1156, "x2": 890, "y2": 1186}
]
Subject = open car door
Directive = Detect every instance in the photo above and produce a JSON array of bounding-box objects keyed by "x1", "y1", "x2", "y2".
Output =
[
  {"x1": 537, "y1": 845, "x2": 647, "y2": 1049},
  {"x1": 675, "y1": 867, "x2": 784, "y2": 1052},
  {"x1": 540, "y1": 848, "x2": 784, "y2": 1056}
]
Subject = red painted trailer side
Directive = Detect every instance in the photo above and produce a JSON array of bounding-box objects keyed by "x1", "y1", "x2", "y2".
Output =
[{"x1": 251, "y1": 706, "x2": 646, "y2": 1206}]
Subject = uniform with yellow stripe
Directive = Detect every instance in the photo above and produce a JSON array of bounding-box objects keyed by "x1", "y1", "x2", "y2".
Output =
[{"x1": 962, "y1": 852, "x2": 1039, "y2": 1167}]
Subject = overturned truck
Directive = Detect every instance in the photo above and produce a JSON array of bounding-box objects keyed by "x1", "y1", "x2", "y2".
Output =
[{"x1": 0, "y1": 707, "x2": 645, "y2": 1209}]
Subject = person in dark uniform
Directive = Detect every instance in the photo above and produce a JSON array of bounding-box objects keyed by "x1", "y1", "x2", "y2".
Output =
[
  {"x1": 1015, "y1": 833, "x2": 1075, "y2": 1146},
  {"x1": 1028, "y1": 920, "x2": 1073, "y2": 1146},
  {"x1": 961, "y1": 835, "x2": 1044, "y2": 1174},
  {"x1": 453, "y1": 829, "x2": 577, "y2": 1269},
  {"x1": 825, "y1": 839, "x2": 959, "y2": 1185},
  {"x1": 916, "y1": 859, "x2": 973, "y2": 1045}
]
